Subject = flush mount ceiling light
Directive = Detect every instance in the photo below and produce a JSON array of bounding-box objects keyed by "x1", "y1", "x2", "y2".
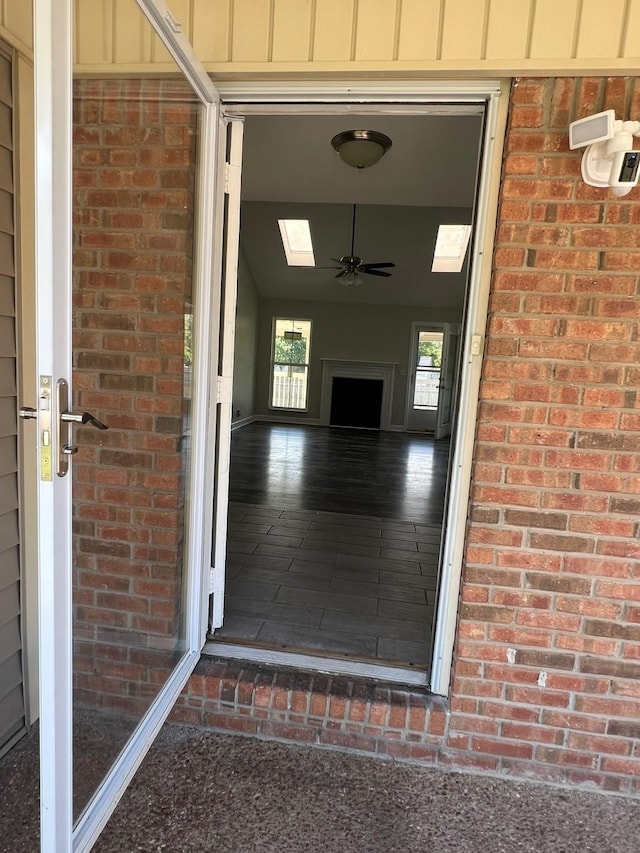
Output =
[{"x1": 331, "y1": 129, "x2": 392, "y2": 170}]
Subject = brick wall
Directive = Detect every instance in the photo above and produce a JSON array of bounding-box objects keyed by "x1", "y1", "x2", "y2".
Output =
[
  {"x1": 177, "y1": 77, "x2": 640, "y2": 796},
  {"x1": 72, "y1": 79, "x2": 198, "y2": 714},
  {"x1": 450, "y1": 76, "x2": 640, "y2": 792}
]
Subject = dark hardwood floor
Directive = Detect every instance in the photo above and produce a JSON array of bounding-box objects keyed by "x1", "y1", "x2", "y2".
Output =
[
  {"x1": 213, "y1": 423, "x2": 451, "y2": 668},
  {"x1": 228, "y1": 424, "x2": 450, "y2": 525}
]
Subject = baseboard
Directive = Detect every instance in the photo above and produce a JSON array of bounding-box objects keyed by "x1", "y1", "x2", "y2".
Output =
[
  {"x1": 231, "y1": 415, "x2": 255, "y2": 431},
  {"x1": 253, "y1": 414, "x2": 323, "y2": 427}
]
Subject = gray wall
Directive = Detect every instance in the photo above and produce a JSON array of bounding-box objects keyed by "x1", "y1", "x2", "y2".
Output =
[
  {"x1": 255, "y1": 298, "x2": 461, "y2": 427},
  {"x1": 232, "y1": 249, "x2": 259, "y2": 423}
]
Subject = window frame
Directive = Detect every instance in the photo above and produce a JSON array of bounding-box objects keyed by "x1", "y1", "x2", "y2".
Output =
[{"x1": 269, "y1": 316, "x2": 312, "y2": 412}]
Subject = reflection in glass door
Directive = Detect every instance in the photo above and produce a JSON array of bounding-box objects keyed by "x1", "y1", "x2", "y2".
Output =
[
  {"x1": 71, "y1": 70, "x2": 201, "y2": 821},
  {"x1": 35, "y1": 1, "x2": 221, "y2": 849}
]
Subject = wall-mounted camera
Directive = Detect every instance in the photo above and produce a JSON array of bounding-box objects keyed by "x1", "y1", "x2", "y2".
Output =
[{"x1": 569, "y1": 110, "x2": 640, "y2": 197}]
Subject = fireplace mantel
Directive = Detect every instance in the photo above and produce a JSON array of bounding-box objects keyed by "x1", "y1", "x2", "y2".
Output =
[{"x1": 320, "y1": 359, "x2": 397, "y2": 431}]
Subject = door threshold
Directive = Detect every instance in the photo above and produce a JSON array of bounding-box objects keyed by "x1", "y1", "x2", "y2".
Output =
[{"x1": 202, "y1": 640, "x2": 430, "y2": 687}]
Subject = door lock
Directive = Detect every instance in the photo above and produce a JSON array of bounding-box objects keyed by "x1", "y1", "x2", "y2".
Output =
[{"x1": 57, "y1": 378, "x2": 109, "y2": 477}]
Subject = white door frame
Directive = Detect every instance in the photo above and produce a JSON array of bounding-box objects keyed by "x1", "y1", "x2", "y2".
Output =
[
  {"x1": 215, "y1": 80, "x2": 508, "y2": 698},
  {"x1": 34, "y1": 1, "x2": 221, "y2": 850},
  {"x1": 405, "y1": 321, "x2": 456, "y2": 434}
]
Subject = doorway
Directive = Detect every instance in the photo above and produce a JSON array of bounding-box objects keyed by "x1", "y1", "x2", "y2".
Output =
[{"x1": 206, "y1": 103, "x2": 489, "y2": 684}]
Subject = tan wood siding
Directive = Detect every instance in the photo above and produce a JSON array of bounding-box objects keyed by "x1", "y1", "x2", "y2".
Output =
[
  {"x1": 73, "y1": 0, "x2": 640, "y2": 73},
  {"x1": 0, "y1": 44, "x2": 25, "y2": 758}
]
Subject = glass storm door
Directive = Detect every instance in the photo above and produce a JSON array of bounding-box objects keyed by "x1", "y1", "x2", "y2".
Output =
[{"x1": 33, "y1": 1, "x2": 222, "y2": 850}]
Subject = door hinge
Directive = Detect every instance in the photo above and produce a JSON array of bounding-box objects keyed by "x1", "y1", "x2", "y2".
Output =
[
  {"x1": 224, "y1": 162, "x2": 241, "y2": 195},
  {"x1": 209, "y1": 566, "x2": 225, "y2": 595},
  {"x1": 216, "y1": 375, "x2": 233, "y2": 404}
]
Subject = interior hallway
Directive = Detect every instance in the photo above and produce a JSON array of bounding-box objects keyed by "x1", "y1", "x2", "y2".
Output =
[{"x1": 212, "y1": 424, "x2": 450, "y2": 667}]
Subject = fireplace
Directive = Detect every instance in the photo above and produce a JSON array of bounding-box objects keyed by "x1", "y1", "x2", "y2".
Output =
[
  {"x1": 320, "y1": 359, "x2": 396, "y2": 431},
  {"x1": 330, "y1": 377, "x2": 384, "y2": 428}
]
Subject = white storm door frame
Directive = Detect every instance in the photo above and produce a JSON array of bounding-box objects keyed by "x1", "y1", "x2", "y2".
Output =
[{"x1": 34, "y1": 1, "x2": 220, "y2": 851}]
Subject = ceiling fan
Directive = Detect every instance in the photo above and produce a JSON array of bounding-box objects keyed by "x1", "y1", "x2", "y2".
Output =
[{"x1": 321, "y1": 204, "x2": 395, "y2": 285}]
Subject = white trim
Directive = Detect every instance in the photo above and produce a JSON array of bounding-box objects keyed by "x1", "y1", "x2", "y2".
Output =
[
  {"x1": 253, "y1": 414, "x2": 322, "y2": 428},
  {"x1": 210, "y1": 117, "x2": 244, "y2": 630},
  {"x1": 231, "y1": 415, "x2": 256, "y2": 431},
  {"x1": 72, "y1": 651, "x2": 200, "y2": 852},
  {"x1": 320, "y1": 359, "x2": 396, "y2": 431},
  {"x1": 34, "y1": 0, "x2": 73, "y2": 848},
  {"x1": 429, "y1": 90, "x2": 508, "y2": 696},
  {"x1": 217, "y1": 80, "x2": 502, "y2": 103},
  {"x1": 204, "y1": 642, "x2": 429, "y2": 688},
  {"x1": 134, "y1": 0, "x2": 218, "y2": 105},
  {"x1": 214, "y1": 80, "x2": 505, "y2": 697}
]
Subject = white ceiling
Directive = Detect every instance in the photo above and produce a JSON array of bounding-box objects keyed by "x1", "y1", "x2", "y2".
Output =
[{"x1": 238, "y1": 112, "x2": 483, "y2": 307}]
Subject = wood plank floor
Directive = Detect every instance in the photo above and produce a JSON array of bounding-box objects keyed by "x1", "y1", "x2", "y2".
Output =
[{"x1": 213, "y1": 424, "x2": 450, "y2": 668}]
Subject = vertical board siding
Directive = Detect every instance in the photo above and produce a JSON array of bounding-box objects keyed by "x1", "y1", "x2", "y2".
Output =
[
  {"x1": 312, "y1": 0, "x2": 355, "y2": 61},
  {"x1": 529, "y1": 0, "x2": 580, "y2": 59},
  {"x1": 192, "y1": 0, "x2": 231, "y2": 62},
  {"x1": 1, "y1": 2, "x2": 32, "y2": 53},
  {"x1": 230, "y1": 0, "x2": 272, "y2": 61},
  {"x1": 113, "y1": 0, "x2": 153, "y2": 64},
  {"x1": 272, "y1": 0, "x2": 313, "y2": 62},
  {"x1": 72, "y1": 0, "x2": 640, "y2": 69},
  {"x1": 0, "y1": 43, "x2": 25, "y2": 758},
  {"x1": 353, "y1": 0, "x2": 398, "y2": 62},
  {"x1": 440, "y1": 0, "x2": 486, "y2": 61},
  {"x1": 484, "y1": 0, "x2": 530, "y2": 60},
  {"x1": 576, "y1": 0, "x2": 627, "y2": 60},
  {"x1": 396, "y1": 0, "x2": 441, "y2": 61},
  {"x1": 623, "y1": 0, "x2": 640, "y2": 58},
  {"x1": 75, "y1": 0, "x2": 114, "y2": 66}
]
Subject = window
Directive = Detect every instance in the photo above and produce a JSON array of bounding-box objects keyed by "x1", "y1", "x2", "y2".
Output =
[
  {"x1": 413, "y1": 331, "x2": 443, "y2": 410},
  {"x1": 431, "y1": 224, "x2": 472, "y2": 272},
  {"x1": 271, "y1": 318, "x2": 312, "y2": 410}
]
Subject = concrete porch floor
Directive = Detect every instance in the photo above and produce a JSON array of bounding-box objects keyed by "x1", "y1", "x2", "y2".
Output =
[{"x1": 1, "y1": 718, "x2": 640, "y2": 852}]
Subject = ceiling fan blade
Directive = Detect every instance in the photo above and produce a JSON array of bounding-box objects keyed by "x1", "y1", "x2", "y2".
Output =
[
  {"x1": 330, "y1": 258, "x2": 345, "y2": 264},
  {"x1": 359, "y1": 262, "x2": 395, "y2": 270},
  {"x1": 334, "y1": 269, "x2": 348, "y2": 279},
  {"x1": 315, "y1": 266, "x2": 343, "y2": 270},
  {"x1": 361, "y1": 268, "x2": 392, "y2": 277}
]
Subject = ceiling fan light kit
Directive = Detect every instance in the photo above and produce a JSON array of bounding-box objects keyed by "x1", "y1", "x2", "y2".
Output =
[{"x1": 331, "y1": 129, "x2": 392, "y2": 170}]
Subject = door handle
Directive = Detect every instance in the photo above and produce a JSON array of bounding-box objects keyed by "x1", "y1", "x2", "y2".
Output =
[
  {"x1": 19, "y1": 406, "x2": 37, "y2": 420},
  {"x1": 60, "y1": 411, "x2": 109, "y2": 430},
  {"x1": 56, "y1": 378, "x2": 109, "y2": 477}
]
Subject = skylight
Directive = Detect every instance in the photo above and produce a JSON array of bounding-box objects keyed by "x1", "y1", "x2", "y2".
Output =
[
  {"x1": 278, "y1": 219, "x2": 315, "y2": 266},
  {"x1": 432, "y1": 224, "x2": 472, "y2": 273}
]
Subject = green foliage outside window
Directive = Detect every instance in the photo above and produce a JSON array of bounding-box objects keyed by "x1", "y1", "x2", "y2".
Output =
[{"x1": 418, "y1": 340, "x2": 442, "y2": 367}]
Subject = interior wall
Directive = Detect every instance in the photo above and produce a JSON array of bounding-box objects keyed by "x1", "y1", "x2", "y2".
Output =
[
  {"x1": 255, "y1": 297, "x2": 461, "y2": 428},
  {"x1": 232, "y1": 248, "x2": 258, "y2": 423}
]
